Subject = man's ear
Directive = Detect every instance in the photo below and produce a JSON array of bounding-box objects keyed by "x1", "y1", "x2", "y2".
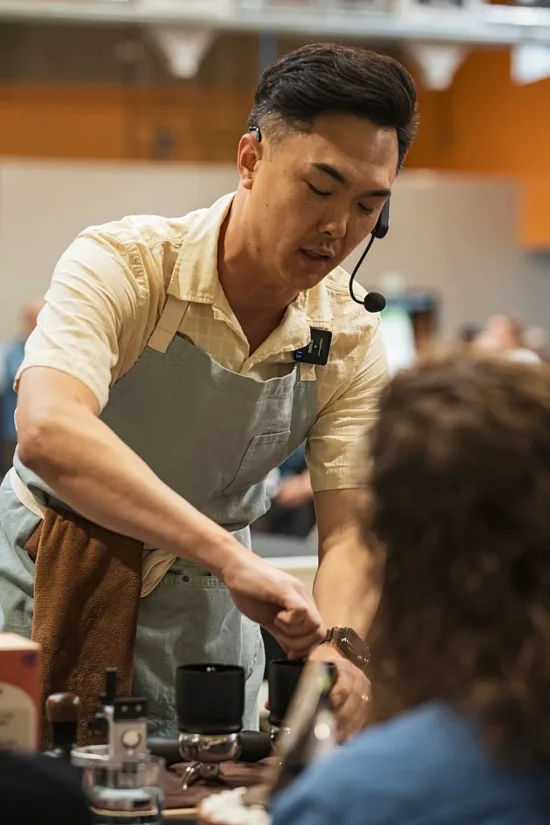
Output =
[{"x1": 237, "y1": 132, "x2": 263, "y2": 191}]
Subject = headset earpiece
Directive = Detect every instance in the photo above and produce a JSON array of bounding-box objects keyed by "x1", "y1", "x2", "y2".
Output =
[{"x1": 372, "y1": 199, "x2": 390, "y2": 240}]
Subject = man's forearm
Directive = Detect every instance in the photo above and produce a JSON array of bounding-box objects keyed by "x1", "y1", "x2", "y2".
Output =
[
  {"x1": 18, "y1": 401, "x2": 242, "y2": 579},
  {"x1": 313, "y1": 537, "x2": 381, "y2": 638}
]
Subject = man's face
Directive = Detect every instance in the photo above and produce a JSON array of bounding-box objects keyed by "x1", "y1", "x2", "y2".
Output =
[{"x1": 242, "y1": 113, "x2": 399, "y2": 292}]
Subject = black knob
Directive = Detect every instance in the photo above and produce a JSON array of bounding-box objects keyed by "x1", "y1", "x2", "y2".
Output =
[
  {"x1": 238, "y1": 730, "x2": 272, "y2": 762},
  {"x1": 147, "y1": 737, "x2": 181, "y2": 766},
  {"x1": 176, "y1": 664, "x2": 245, "y2": 735},
  {"x1": 44, "y1": 693, "x2": 80, "y2": 759}
]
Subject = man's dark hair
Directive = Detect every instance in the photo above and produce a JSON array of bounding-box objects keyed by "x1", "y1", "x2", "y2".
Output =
[
  {"x1": 248, "y1": 43, "x2": 418, "y2": 170},
  {"x1": 365, "y1": 353, "x2": 550, "y2": 764}
]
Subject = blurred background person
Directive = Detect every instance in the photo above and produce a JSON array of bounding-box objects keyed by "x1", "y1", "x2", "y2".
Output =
[
  {"x1": 476, "y1": 313, "x2": 540, "y2": 363},
  {"x1": 523, "y1": 325, "x2": 549, "y2": 362},
  {"x1": 0, "y1": 302, "x2": 41, "y2": 476},
  {"x1": 256, "y1": 444, "x2": 315, "y2": 539}
]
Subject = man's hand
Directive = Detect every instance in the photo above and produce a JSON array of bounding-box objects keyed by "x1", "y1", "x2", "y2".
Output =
[
  {"x1": 309, "y1": 644, "x2": 371, "y2": 743},
  {"x1": 222, "y1": 554, "x2": 326, "y2": 659}
]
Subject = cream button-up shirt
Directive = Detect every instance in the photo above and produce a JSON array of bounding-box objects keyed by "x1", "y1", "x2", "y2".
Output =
[{"x1": 16, "y1": 192, "x2": 388, "y2": 492}]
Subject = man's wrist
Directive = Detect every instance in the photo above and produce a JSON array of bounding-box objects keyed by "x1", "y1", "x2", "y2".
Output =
[
  {"x1": 310, "y1": 640, "x2": 345, "y2": 659},
  {"x1": 211, "y1": 532, "x2": 248, "y2": 582}
]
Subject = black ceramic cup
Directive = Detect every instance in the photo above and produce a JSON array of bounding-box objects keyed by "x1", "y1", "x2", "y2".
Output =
[
  {"x1": 267, "y1": 658, "x2": 306, "y2": 729},
  {"x1": 176, "y1": 663, "x2": 245, "y2": 735},
  {"x1": 267, "y1": 658, "x2": 340, "y2": 730}
]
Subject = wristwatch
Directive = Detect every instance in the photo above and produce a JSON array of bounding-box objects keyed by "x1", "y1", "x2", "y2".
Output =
[{"x1": 324, "y1": 627, "x2": 371, "y2": 671}]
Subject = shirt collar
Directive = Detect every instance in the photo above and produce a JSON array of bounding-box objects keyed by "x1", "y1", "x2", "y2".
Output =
[
  {"x1": 168, "y1": 192, "x2": 234, "y2": 305},
  {"x1": 168, "y1": 190, "x2": 334, "y2": 331}
]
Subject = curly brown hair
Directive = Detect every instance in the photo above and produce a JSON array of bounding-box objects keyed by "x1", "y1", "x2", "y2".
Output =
[{"x1": 366, "y1": 352, "x2": 550, "y2": 764}]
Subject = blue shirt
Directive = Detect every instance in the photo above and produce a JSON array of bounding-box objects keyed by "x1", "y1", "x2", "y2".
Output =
[
  {"x1": 279, "y1": 443, "x2": 307, "y2": 477},
  {"x1": 270, "y1": 703, "x2": 550, "y2": 825},
  {"x1": 1, "y1": 340, "x2": 24, "y2": 442}
]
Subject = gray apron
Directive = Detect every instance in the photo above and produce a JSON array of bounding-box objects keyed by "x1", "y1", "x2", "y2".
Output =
[{"x1": 0, "y1": 295, "x2": 318, "y2": 735}]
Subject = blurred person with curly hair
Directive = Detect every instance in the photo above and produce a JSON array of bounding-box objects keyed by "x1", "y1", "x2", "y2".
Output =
[{"x1": 272, "y1": 353, "x2": 550, "y2": 825}]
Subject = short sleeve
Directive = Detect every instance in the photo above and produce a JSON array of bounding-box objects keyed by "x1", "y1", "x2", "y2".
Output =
[
  {"x1": 307, "y1": 321, "x2": 389, "y2": 492},
  {"x1": 15, "y1": 232, "x2": 150, "y2": 411}
]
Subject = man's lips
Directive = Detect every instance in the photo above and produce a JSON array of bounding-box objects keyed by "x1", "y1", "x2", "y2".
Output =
[{"x1": 300, "y1": 249, "x2": 335, "y2": 261}]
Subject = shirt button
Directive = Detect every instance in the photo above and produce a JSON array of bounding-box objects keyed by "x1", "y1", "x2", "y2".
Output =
[{"x1": 183, "y1": 575, "x2": 190, "y2": 582}]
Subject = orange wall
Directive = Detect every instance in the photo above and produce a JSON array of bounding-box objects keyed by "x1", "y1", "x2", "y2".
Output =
[
  {"x1": 0, "y1": 86, "x2": 125, "y2": 160},
  {"x1": 1, "y1": 50, "x2": 550, "y2": 247},
  {"x1": 407, "y1": 50, "x2": 550, "y2": 249},
  {"x1": 0, "y1": 84, "x2": 253, "y2": 162},
  {"x1": 410, "y1": 50, "x2": 550, "y2": 176}
]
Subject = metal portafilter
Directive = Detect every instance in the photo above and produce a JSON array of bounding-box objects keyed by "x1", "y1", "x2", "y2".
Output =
[
  {"x1": 148, "y1": 730, "x2": 272, "y2": 767},
  {"x1": 173, "y1": 663, "x2": 272, "y2": 789}
]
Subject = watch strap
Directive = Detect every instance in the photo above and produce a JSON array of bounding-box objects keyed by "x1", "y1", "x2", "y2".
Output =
[{"x1": 325, "y1": 627, "x2": 371, "y2": 671}]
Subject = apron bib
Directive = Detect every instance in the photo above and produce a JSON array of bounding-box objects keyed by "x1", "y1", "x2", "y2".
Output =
[{"x1": 0, "y1": 296, "x2": 318, "y2": 735}]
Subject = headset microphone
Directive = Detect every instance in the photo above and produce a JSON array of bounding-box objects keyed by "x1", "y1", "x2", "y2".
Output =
[
  {"x1": 349, "y1": 199, "x2": 390, "y2": 313},
  {"x1": 363, "y1": 291, "x2": 387, "y2": 313},
  {"x1": 293, "y1": 199, "x2": 391, "y2": 366}
]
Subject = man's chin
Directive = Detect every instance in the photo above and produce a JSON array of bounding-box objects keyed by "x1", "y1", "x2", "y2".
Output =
[{"x1": 287, "y1": 267, "x2": 335, "y2": 292}]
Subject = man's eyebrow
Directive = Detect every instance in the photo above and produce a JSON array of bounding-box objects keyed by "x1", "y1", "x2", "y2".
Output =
[{"x1": 311, "y1": 162, "x2": 391, "y2": 198}]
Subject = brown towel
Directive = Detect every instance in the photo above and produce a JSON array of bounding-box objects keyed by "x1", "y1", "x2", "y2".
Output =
[{"x1": 25, "y1": 506, "x2": 143, "y2": 748}]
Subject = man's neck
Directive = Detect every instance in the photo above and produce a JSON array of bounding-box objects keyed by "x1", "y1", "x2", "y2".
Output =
[{"x1": 218, "y1": 204, "x2": 299, "y2": 353}]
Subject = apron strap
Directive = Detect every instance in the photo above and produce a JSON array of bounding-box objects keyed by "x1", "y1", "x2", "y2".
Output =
[
  {"x1": 8, "y1": 467, "x2": 45, "y2": 520},
  {"x1": 147, "y1": 295, "x2": 190, "y2": 354}
]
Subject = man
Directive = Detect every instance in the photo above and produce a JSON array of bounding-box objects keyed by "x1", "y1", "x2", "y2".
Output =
[{"x1": 0, "y1": 43, "x2": 418, "y2": 742}]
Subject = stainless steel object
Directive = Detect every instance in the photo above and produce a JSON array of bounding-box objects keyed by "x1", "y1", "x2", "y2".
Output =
[
  {"x1": 71, "y1": 669, "x2": 164, "y2": 823},
  {"x1": 71, "y1": 745, "x2": 165, "y2": 824},
  {"x1": 177, "y1": 732, "x2": 241, "y2": 789}
]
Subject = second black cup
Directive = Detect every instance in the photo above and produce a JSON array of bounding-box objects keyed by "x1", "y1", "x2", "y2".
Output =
[
  {"x1": 176, "y1": 663, "x2": 245, "y2": 735},
  {"x1": 267, "y1": 658, "x2": 305, "y2": 729}
]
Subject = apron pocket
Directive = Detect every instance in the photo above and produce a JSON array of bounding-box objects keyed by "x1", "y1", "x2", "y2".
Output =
[{"x1": 222, "y1": 431, "x2": 291, "y2": 496}]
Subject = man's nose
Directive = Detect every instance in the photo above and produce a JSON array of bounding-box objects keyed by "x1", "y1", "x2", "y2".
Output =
[{"x1": 318, "y1": 209, "x2": 349, "y2": 240}]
